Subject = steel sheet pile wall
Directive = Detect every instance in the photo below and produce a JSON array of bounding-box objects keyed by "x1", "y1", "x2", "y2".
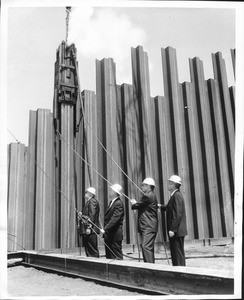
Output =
[
  {"x1": 7, "y1": 143, "x2": 27, "y2": 251},
  {"x1": 7, "y1": 43, "x2": 235, "y2": 251},
  {"x1": 8, "y1": 109, "x2": 56, "y2": 251}
]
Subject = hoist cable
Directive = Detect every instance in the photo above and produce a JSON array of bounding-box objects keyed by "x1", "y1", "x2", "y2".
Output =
[
  {"x1": 70, "y1": 50, "x2": 145, "y2": 196},
  {"x1": 7, "y1": 129, "x2": 123, "y2": 260}
]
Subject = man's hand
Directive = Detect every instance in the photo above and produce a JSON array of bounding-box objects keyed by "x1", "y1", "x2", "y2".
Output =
[
  {"x1": 130, "y1": 198, "x2": 137, "y2": 205},
  {"x1": 100, "y1": 228, "x2": 105, "y2": 234},
  {"x1": 169, "y1": 231, "x2": 175, "y2": 238},
  {"x1": 85, "y1": 228, "x2": 91, "y2": 235},
  {"x1": 77, "y1": 211, "x2": 82, "y2": 220}
]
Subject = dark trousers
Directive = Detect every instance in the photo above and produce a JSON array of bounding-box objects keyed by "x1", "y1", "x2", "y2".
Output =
[
  {"x1": 169, "y1": 236, "x2": 186, "y2": 266},
  {"x1": 104, "y1": 235, "x2": 123, "y2": 260},
  {"x1": 140, "y1": 231, "x2": 157, "y2": 263},
  {"x1": 83, "y1": 233, "x2": 99, "y2": 258}
]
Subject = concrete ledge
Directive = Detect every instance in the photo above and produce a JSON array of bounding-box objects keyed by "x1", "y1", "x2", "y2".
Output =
[{"x1": 8, "y1": 251, "x2": 234, "y2": 295}]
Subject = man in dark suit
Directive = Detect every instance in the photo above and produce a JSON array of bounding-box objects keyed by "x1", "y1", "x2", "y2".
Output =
[
  {"x1": 161, "y1": 175, "x2": 188, "y2": 266},
  {"x1": 77, "y1": 187, "x2": 101, "y2": 258},
  {"x1": 130, "y1": 177, "x2": 158, "y2": 263},
  {"x1": 101, "y1": 184, "x2": 124, "y2": 260}
]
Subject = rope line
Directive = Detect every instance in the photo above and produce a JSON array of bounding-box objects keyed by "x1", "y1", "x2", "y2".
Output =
[
  {"x1": 8, "y1": 129, "x2": 169, "y2": 262},
  {"x1": 56, "y1": 129, "x2": 134, "y2": 201},
  {"x1": 7, "y1": 236, "x2": 26, "y2": 251},
  {"x1": 7, "y1": 129, "x2": 124, "y2": 260},
  {"x1": 70, "y1": 50, "x2": 145, "y2": 196}
]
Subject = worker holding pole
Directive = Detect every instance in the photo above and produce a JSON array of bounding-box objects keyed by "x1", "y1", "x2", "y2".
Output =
[
  {"x1": 160, "y1": 175, "x2": 188, "y2": 266},
  {"x1": 130, "y1": 178, "x2": 158, "y2": 263},
  {"x1": 77, "y1": 187, "x2": 101, "y2": 258},
  {"x1": 100, "y1": 184, "x2": 125, "y2": 260}
]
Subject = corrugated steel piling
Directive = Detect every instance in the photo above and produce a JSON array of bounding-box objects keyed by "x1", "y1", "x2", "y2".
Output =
[
  {"x1": 7, "y1": 42, "x2": 235, "y2": 251},
  {"x1": 7, "y1": 143, "x2": 27, "y2": 251},
  {"x1": 212, "y1": 52, "x2": 235, "y2": 198},
  {"x1": 162, "y1": 47, "x2": 194, "y2": 238}
]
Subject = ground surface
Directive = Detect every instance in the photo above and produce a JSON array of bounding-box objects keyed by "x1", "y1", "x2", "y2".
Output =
[{"x1": 7, "y1": 241, "x2": 234, "y2": 298}]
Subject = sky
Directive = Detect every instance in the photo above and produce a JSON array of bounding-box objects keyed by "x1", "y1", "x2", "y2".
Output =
[{"x1": 4, "y1": 1, "x2": 237, "y2": 145}]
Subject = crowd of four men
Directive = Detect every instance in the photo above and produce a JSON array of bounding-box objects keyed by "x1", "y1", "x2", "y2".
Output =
[{"x1": 77, "y1": 175, "x2": 187, "y2": 266}]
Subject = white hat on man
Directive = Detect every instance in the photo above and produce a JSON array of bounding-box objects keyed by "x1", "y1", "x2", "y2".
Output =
[
  {"x1": 168, "y1": 175, "x2": 182, "y2": 185},
  {"x1": 142, "y1": 177, "x2": 156, "y2": 186},
  {"x1": 110, "y1": 184, "x2": 123, "y2": 195},
  {"x1": 86, "y1": 187, "x2": 96, "y2": 196}
]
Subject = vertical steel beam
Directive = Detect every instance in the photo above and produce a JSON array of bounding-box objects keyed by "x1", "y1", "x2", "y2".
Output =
[
  {"x1": 189, "y1": 57, "x2": 222, "y2": 238},
  {"x1": 212, "y1": 52, "x2": 235, "y2": 199},
  {"x1": 131, "y1": 46, "x2": 153, "y2": 178},
  {"x1": 182, "y1": 82, "x2": 208, "y2": 239},
  {"x1": 24, "y1": 110, "x2": 37, "y2": 250},
  {"x1": 230, "y1": 49, "x2": 235, "y2": 79},
  {"x1": 161, "y1": 47, "x2": 194, "y2": 239},
  {"x1": 53, "y1": 41, "x2": 78, "y2": 249},
  {"x1": 120, "y1": 83, "x2": 142, "y2": 244},
  {"x1": 7, "y1": 143, "x2": 27, "y2": 251},
  {"x1": 34, "y1": 109, "x2": 55, "y2": 250},
  {"x1": 78, "y1": 90, "x2": 98, "y2": 213},
  {"x1": 96, "y1": 58, "x2": 122, "y2": 215},
  {"x1": 207, "y1": 79, "x2": 234, "y2": 236},
  {"x1": 229, "y1": 86, "x2": 235, "y2": 130}
]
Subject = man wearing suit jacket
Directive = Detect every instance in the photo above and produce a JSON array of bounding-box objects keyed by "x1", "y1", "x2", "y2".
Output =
[
  {"x1": 130, "y1": 177, "x2": 158, "y2": 263},
  {"x1": 161, "y1": 175, "x2": 188, "y2": 266},
  {"x1": 101, "y1": 184, "x2": 124, "y2": 260},
  {"x1": 77, "y1": 187, "x2": 101, "y2": 258}
]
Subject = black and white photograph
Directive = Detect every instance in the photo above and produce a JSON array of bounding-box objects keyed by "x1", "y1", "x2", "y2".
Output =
[{"x1": 0, "y1": 0, "x2": 243, "y2": 299}]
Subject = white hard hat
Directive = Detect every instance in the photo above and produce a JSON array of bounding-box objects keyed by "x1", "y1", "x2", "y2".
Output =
[
  {"x1": 86, "y1": 187, "x2": 96, "y2": 196},
  {"x1": 110, "y1": 184, "x2": 123, "y2": 195},
  {"x1": 142, "y1": 177, "x2": 156, "y2": 186},
  {"x1": 168, "y1": 175, "x2": 182, "y2": 185}
]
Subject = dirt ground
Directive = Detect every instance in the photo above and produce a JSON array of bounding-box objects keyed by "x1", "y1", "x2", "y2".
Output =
[
  {"x1": 7, "y1": 241, "x2": 234, "y2": 298},
  {"x1": 7, "y1": 265, "x2": 142, "y2": 297}
]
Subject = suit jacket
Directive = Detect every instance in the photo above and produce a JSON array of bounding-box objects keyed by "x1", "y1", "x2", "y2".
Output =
[
  {"x1": 104, "y1": 197, "x2": 124, "y2": 241},
  {"x1": 131, "y1": 191, "x2": 158, "y2": 233},
  {"x1": 164, "y1": 190, "x2": 188, "y2": 237},
  {"x1": 79, "y1": 197, "x2": 101, "y2": 234}
]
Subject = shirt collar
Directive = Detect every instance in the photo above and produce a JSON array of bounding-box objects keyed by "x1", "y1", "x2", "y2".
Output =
[
  {"x1": 171, "y1": 189, "x2": 178, "y2": 197},
  {"x1": 110, "y1": 197, "x2": 118, "y2": 205}
]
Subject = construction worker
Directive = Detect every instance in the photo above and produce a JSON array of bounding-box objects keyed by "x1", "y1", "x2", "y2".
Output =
[
  {"x1": 130, "y1": 178, "x2": 158, "y2": 263},
  {"x1": 160, "y1": 175, "x2": 188, "y2": 266},
  {"x1": 100, "y1": 184, "x2": 124, "y2": 260},
  {"x1": 77, "y1": 187, "x2": 101, "y2": 258}
]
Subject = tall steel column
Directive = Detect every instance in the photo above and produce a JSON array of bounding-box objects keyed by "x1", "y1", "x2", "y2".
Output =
[{"x1": 53, "y1": 41, "x2": 78, "y2": 248}]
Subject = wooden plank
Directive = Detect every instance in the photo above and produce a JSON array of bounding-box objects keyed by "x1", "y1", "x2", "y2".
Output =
[
  {"x1": 161, "y1": 47, "x2": 194, "y2": 239},
  {"x1": 207, "y1": 79, "x2": 234, "y2": 236},
  {"x1": 189, "y1": 57, "x2": 222, "y2": 238},
  {"x1": 212, "y1": 52, "x2": 234, "y2": 199}
]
